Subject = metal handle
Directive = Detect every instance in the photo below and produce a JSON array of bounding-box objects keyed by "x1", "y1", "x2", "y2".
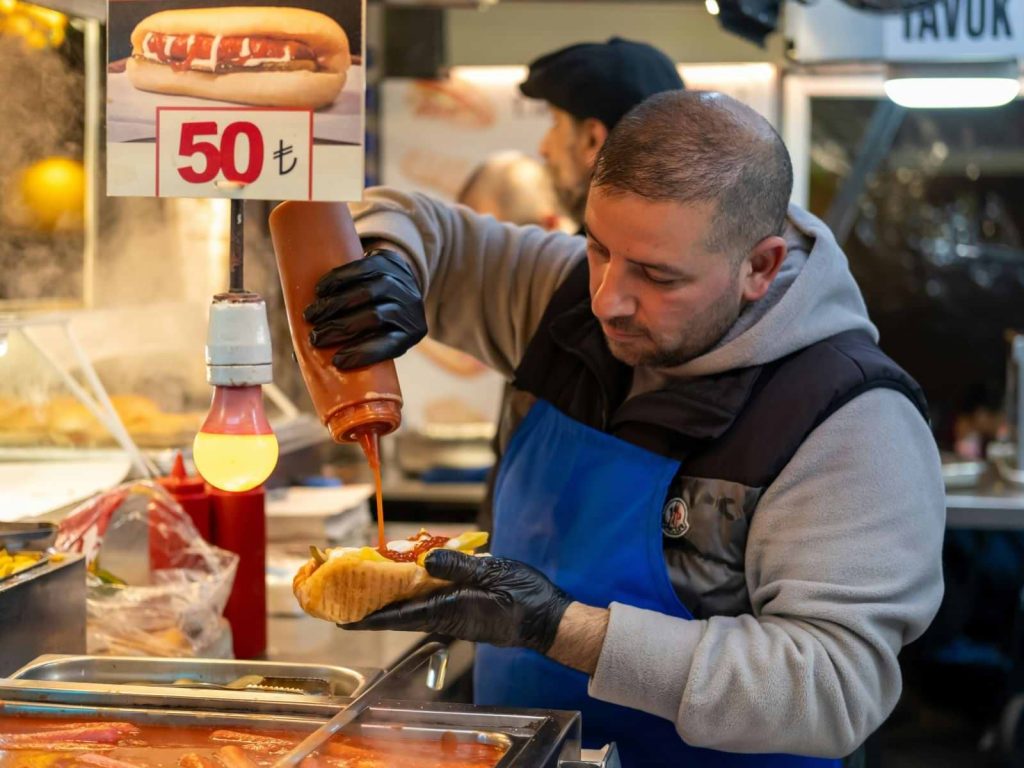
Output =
[
  {"x1": 381, "y1": 639, "x2": 449, "y2": 693},
  {"x1": 559, "y1": 743, "x2": 621, "y2": 768}
]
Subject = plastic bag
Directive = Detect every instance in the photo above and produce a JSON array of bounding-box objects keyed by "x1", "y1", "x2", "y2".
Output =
[{"x1": 56, "y1": 481, "x2": 238, "y2": 657}]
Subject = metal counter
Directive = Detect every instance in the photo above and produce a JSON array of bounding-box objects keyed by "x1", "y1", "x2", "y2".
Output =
[
  {"x1": 0, "y1": 677, "x2": 585, "y2": 768},
  {"x1": 0, "y1": 553, "x2": 86, "y2": 676},
  {"x1": 945, "y1": 466, "x2": 1024, "y2": 530}
]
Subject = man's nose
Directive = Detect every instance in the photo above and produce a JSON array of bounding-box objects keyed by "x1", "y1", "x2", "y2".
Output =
[
  {"x1": 591, "y1": 259, "x2": 635, "y2": 320},
  {"x1": 539, "y1": 129, "x2": 553, "y2": 162}
]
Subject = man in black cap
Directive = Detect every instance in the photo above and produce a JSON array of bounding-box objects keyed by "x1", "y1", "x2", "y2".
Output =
[{"x1": 520, "y1": 37, "x2": 684, "y2": 228}]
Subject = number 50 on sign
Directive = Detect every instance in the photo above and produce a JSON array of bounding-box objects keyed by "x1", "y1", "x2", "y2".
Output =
[{"x1": 156, "y1": 108, "x2": 313, "y2": 199}]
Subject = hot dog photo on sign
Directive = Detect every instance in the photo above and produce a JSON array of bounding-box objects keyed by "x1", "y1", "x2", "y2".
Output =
[{"x1": 106, "y1": 0, "x2": 363, "y2": 146}]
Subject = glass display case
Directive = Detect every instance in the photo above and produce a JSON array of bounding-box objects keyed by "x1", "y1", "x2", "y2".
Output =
[{"x1": 0, "y1": 1, "x2": 101, "y2": 309}]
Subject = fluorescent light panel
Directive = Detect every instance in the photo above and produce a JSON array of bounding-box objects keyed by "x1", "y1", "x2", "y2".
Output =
[
  {"x1": 884, "y1": 77, "x2": 1018, "y2": 108},
  {"x1": 884, "y1": 61, "x2": 1020, "y2": 109}
]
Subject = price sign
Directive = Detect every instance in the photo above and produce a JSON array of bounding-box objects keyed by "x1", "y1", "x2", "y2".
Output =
[
  {"x1": 106, "y1": 1, "x2": 365, "y2": 200},
  {"x1": 156, "y1": 108, "x2": 312, "y2": 199}
]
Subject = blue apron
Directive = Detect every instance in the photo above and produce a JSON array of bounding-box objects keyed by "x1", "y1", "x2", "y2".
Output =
[{"x1": 475, "y1": 400, "x2": 841, "y2": 768}]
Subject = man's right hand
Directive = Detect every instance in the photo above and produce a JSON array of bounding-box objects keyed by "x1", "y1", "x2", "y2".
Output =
[{"x1": 303, "y1": 248, "x2": 428, "y2": 370}]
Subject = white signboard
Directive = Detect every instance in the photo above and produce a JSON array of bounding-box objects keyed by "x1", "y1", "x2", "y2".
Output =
[
  {"x1": 884, "y1": 0, "x2": 1024, "y2": 60},
  {"x1": 380, "y1": 69, "x2": 549, "y2": 200},
  {"x1": 156, "y1": 108, "x2": 312, "y2": 198},
  {"x1": 380, "y1": 63, "x2": 778, "y2": 200},
  {"x1": 107, "y1": 0, "x2": 365, "y2": 201}
]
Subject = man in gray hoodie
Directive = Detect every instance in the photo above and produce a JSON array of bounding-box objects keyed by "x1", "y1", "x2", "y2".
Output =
[{"x1": 304, "y1": 91, "x2": 945, "y2": 766}]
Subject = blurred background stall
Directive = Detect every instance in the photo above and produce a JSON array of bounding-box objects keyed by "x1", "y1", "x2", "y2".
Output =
[{"x1": 3, "y1": 0, "x2": 1024, "y2": 764}]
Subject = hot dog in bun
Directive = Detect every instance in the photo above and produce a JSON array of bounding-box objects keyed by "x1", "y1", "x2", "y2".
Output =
[
  {"x1": 126, "y1": 6, "x2": 350, "y2": 109},
  {"x1": 294, "y1": 530, "x2": 488, "y2": 624}
]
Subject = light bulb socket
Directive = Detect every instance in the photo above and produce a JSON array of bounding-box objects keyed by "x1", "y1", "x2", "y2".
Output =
[{"x1": 205, "y1": 291, "x2": 273, "y2": 386}]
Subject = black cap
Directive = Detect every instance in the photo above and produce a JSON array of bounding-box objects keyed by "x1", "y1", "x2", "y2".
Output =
[{"x1": 520, "y1": 37, "x2": 684, "y2": 131}]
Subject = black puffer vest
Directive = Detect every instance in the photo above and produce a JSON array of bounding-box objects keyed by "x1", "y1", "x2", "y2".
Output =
[{"x1": 512, "y1": 260, "x2": 929, "y2": 619}]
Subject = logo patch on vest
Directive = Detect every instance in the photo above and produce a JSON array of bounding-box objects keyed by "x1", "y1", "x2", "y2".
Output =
[{"x1": 662, "y1": 497, "x2": 690, "y2": 538}]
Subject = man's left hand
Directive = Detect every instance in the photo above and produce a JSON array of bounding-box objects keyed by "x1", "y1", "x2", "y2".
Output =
[{"x1": 340, "y1": 551, "x2": 573, "y2": 654}]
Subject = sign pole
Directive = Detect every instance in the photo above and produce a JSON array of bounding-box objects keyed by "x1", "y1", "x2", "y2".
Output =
[{"x1": 229, "y1": 198, "x2": 244, "y2": 293}]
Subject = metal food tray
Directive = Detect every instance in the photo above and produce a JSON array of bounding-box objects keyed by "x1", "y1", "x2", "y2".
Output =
[
  {"x1": 0, "y1": 521, "x2": 57, "y2": 550},
  {"x1": 0, "y1": 556, "x2": 86, "y2": 676},
  {"x1": 941, "y1": 459, "x2": 989, "y2": 489},
  {"x1": 10, "y1": 655, "x2": 379, "y2": 700},
  {"x1": 0, "y1": 551, "x2": 49, "y2": 583},
  {"x1": 0, "y1": 678, "x2": 583, "y2": 768}
]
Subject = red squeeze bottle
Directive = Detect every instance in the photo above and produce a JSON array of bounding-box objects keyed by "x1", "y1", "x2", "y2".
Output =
[
  {"x1": 157, "y1": 453, "x2": 212, "y2": 542},
  {"x1": 268, "y1": 202, "x2": 403, "y2": 551},
  {"x1": 210, "y1": 485, "x2": 266, "y2": 660}
]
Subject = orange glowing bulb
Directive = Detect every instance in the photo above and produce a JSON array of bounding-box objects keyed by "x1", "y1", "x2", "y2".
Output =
[{"x1": 192, "y1": 385, "x2": 278, "y2": 493}]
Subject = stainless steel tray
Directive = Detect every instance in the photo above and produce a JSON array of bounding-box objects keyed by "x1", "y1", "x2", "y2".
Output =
[
  {"x1": 0, "y1": 556, "x2": 86, "y2": 676},
  {"x1": 942, "y1": 458, "x2": 989, "y2": 489},
  {"x1": 10, "y1": 655, "x2": 378, "y2": 699},
  {"x1": 0, "y1": 679, "x2": 582, "y2": 768},
  {"x1": 0, "y1": 521, "x2": 56, "y2": 551}
]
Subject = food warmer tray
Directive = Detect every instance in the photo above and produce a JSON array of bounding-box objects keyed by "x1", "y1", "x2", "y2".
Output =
[
  {"x1": 0, "y1": 555, "x2": 85, "y2": 676},
  {"x1": 0, "y1": 678, "x2": 590, "y2": 768},
  {"x1": 10, "y1": 655, "x2": 378, "y2": 699}
]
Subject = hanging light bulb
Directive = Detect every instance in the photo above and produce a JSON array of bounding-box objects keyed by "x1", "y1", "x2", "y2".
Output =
[
  {"x1": 193, "y1": 385, "x2": 278, "y2": 492},
  {"x1": 192, "y1": 292, "x2": 278, "y2": 492}
]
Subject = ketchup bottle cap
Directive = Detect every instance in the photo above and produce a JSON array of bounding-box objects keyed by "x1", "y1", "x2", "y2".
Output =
[{"x1": 157, "y1": 452, "x2": 207, "y2": 496}]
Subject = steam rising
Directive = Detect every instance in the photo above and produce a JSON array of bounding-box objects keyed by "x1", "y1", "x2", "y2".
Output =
[
  {"x1": 0, "y1": 36, "x2": 84, "y2": 302},
  {"x1": 0, "y1": 31, "x2": 306, "y2": 421}
]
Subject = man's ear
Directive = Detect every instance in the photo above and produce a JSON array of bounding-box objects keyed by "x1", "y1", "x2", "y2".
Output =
[
  {"x1": 578, "y1": 118, "x2": 609, "y2": 168},
  {"x1": 740, "y1": 235, "x2": 788, "y2": 303}
]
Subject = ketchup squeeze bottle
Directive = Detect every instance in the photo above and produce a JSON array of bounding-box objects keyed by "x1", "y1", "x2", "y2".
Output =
[{"x1": 268, "y1": 202, "x2": 401, "y2": 552}]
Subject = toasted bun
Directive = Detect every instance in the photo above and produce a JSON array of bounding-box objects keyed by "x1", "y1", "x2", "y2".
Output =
[
  {"x1": 130, "y1": 6, "x2": 349, "y2": 62},
  {"x1": 293, "y1": 555, "x2": 447, "y2": 624},
  {"x1": 126, "y1": 57, "x2": 345, "y2": 109}
]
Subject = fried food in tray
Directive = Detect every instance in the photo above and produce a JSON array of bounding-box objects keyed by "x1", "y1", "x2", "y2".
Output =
[
  {"x1": 0, "y1": 716, "x2": 508, "y2": 768},
  {"x1": 0, "y1": 549, "x2": 45, "y2": 581},
  {"x1": 0, "y1": 395, "x2": 203, "y2": 449}
]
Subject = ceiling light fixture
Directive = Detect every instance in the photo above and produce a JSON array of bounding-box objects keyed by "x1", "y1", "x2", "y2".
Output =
[{"x1": 884, "y1": 60, "x2": 1020, "y2": 109}]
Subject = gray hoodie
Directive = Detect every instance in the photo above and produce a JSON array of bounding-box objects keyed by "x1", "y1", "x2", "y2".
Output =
[{"x1": 352, "y1": 188, "x2": 946, "y2": 759}]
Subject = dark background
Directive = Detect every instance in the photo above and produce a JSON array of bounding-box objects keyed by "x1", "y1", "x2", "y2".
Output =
[
  {"x1": 810, "y1": 97, "x2": 1024, "y2": 767},
  {"x1": 809, "y1": 98, "x2": 1024, "y2": 445},
  {"x1": 107, "y1": 0, "x2": 362, "y2": 62}
]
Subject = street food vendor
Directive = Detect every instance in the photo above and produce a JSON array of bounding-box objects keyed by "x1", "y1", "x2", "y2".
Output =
[
  {"x1": 303, "y1": 91, "x2": 946, "y2": 766},
  {"x1": 521, "y1": 36, "x2": 684, "y2": 232}
]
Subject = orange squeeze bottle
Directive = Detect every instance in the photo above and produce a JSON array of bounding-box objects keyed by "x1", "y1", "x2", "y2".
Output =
[{"x1": 269, "y1": 202, "x2": 402, "y2": 551}]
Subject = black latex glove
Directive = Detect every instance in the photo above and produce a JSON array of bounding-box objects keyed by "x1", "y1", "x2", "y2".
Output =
[
  {"x1": 303, "y1": 248, "x2": 427, "y2": 370},
  {"x1": 341, "y1": 550, "x2": 573, "y2": 654}
]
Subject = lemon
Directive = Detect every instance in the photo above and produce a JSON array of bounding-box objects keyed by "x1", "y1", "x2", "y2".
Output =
[{"x1": 18, "y1": 156, "x2": 85, "y2": 230}]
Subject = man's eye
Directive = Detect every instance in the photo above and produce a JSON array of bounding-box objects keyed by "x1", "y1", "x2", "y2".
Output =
[{"x1": 643, "y1": 270, "x2": 680, "y2": 285}]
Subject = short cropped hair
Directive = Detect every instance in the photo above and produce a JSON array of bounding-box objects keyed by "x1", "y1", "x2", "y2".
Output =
[{"x1": 591, "y1": 91, "x2": 793, "y2": 257}]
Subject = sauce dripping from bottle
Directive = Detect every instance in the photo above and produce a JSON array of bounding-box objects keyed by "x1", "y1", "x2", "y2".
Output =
[
  {"x1": 269, "y1": 202, "x2": 405, "y2": 557},
  {"x1": 356, "y1": 428, "x2": 386, "y2": 552}
]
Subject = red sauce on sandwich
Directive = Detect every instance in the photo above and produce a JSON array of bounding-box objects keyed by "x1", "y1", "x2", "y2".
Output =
[
  {"x1": 379, "y1": 534, "x2": 451, "y2": 563},
  {"x1": 141, "y1": 33, "x2": 316, "y2": 73}
]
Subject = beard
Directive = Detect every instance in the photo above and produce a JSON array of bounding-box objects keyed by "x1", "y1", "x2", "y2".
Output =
[
  {"x1": 547, "y1": 163, "x2": 589, "y2": 227},
  {"x1": 602, "y1": 284, "x2": 743, "y2": 368},
  {"x1": 556, "y1": 182, "x2": 588, "y2": 225}
]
